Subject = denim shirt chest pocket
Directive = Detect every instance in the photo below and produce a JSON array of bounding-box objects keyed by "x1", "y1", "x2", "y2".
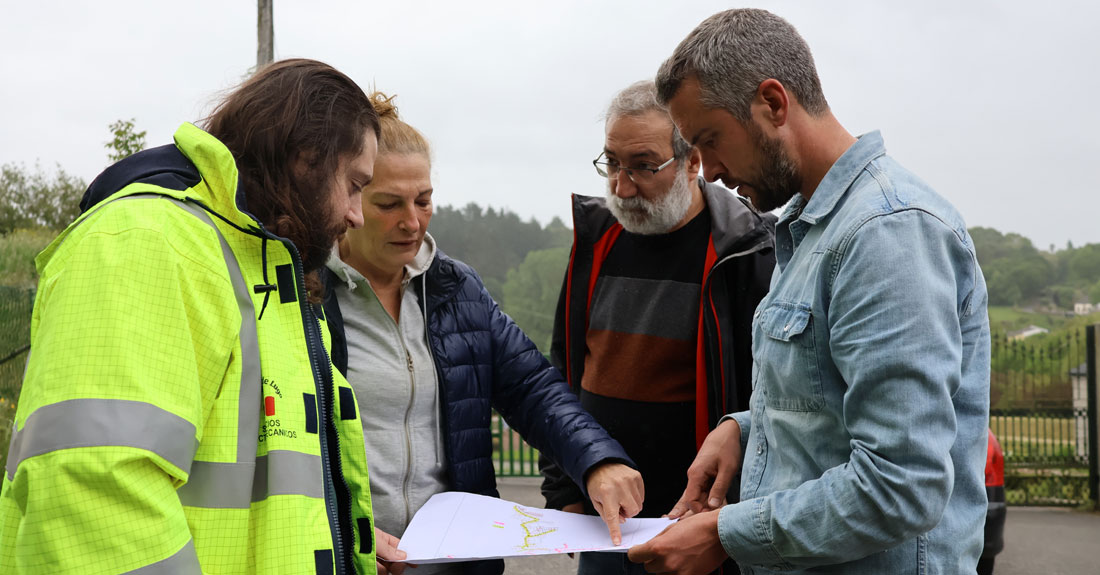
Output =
[{"x1": 753, "y1": 301, "x2": 824, "y2": 412}]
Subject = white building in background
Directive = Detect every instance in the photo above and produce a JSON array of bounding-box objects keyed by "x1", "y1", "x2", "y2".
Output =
[
  {"x1": 1074, "y1": 302, "x2": 1097, "y2": 315},
  {"x1": 1008, "y1": 325, "x2": 1049, "y2": 341}
]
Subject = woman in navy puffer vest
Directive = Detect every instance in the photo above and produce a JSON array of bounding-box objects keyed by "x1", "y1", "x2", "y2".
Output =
[{"x1": 322, "y1": 92, "x2": 640, "y2": 575}]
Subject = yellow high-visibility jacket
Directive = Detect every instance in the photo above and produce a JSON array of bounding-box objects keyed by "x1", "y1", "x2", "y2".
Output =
[{"x1": 0, "y1": 123, "x2": 376, "y2": 574}]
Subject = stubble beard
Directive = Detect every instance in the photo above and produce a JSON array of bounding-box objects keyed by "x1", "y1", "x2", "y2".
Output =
[{"x1": 742, "y1": 122, "x2": 803, "y2": 213}]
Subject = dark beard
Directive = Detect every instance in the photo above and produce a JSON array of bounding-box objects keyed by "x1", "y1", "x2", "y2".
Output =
[
  {"x1": 745, "y1": 122, "x2": 802, "y2": 213},
  {"x1": 298, "y1": 208, "x2": 346, "y2": 273},
  {"x1": 270, "y1": 198, "x2": 345, "y2": 274}
]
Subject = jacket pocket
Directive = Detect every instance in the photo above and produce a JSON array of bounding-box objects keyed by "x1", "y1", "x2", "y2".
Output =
[{"x1": 753, "y1": 301, "x2": 824, "y2": 412}]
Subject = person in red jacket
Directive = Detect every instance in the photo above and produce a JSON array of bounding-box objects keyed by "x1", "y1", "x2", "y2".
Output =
[{"x1": 981, "y1": 429, "x2": 1006, "y2": 575}]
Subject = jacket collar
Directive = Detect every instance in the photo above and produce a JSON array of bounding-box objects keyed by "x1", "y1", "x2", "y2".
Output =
[
  {"x1": 325, "y1": 233, "x2": 438, "y2": 291},
  {"x1": 171, "y1": 123, "x2": 259, "y2": 230},
  {"x1": 698, "y1": 178, "x2": 776, "y2": 256},
  {"x1": 77, "y1": 122, "x2": 257, "y2": 231},
  {"x1": 786, "y1": 130, "x2": 887, "y2": 226}
]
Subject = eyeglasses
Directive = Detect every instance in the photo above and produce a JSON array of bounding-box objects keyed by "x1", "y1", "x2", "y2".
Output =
[{"x1": 592, "y1": 152, "x2": 677, "y2": 184}]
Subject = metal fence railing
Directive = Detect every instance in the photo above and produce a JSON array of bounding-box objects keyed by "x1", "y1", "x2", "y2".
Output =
[
  {"x1": 491, "y1": 411, "x2": 541, "y2": 477},
  {"x1": 989, "y1": 326, "x2": 1094, "y2": 506},
  {"x1": 0, "y1": 286, "x2": 34, "y2": 473}
]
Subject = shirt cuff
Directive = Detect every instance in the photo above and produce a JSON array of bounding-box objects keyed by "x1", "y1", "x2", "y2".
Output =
[
  {"x1": 717, "y1": 498, "x2": 790, "y2": 571},
  {"x1": 722, "y1": 411, "x2": 751, "y2": 455}
]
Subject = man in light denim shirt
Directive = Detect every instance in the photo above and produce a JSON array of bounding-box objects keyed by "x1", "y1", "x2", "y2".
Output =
[{"x1": 628, "y1": 9, "x2": 990, "y2": 574}]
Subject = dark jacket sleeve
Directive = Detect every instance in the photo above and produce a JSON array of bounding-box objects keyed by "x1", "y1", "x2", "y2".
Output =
[
  {"x1": 474, "y1": 269, "x2": 634, "y2": 500},
  {"x1": 538, "y1": 268, "x2": 589, "y2": 509}
]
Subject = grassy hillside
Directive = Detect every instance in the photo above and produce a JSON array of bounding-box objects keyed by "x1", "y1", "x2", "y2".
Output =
[{"x1": 988, "y1": 306, "x2": 1100, "y2": 335}]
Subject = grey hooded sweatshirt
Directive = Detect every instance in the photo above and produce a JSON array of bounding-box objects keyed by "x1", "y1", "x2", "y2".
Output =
[{"x1": 326, "y1": 234, "x2": 454, "y2": 573}]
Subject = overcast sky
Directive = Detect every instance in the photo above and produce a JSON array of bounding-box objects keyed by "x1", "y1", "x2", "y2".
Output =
[{"x1": 2, "y1": 0, "x2": 1097, "y2": 250}]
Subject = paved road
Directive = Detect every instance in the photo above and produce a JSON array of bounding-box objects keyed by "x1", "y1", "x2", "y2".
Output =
[
  {"x1": 497, "y1": 477, "x2": 1100, "y2": 575},
  {"x1": 995, "y1": 506, "x2": 1100, "y2": 575}
]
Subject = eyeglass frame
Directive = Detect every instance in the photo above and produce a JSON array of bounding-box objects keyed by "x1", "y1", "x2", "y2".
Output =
[{"x1": 592, "y1": 152, "x2": 677, "y2": 184}]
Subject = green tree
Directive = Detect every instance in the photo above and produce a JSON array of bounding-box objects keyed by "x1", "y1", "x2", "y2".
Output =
[
  {"x1": 430, "y1": 202, "x2": 565, "y2": 301},
  {"x1": 544, "y1": 216, "x2": 573, "y2": 249},
  {"x1": 0, "y1": 162, "x2": 85, "y2": 234},
  {"x1": 0, "y1": 164, "x2": 32, "y2": 233},
  {"x1": 983, "y1": 257, "x2": 1051, "y2": 304},
  {"x1": 500, "y1": 247, "x2": 570, "y2": 352},
  {"x1": 1050, "y1": 286, "x2": 1078, "y2": 310},
  {"x1": 1089, "y1": 279, "x2": 1100, "y2": 304},
  {"x1": 985, "y1": 270, "x2": 1022, "y2": 306},
  {"x1": 1066, "y1": 244, "x2": 1100, "y2": 285},
  {"x1": 105, "y1": 118, "x2": 147, "y2": 163},
  {"x1": 971, "y1": 227, "x2": 1040, "y2": 266},
  {"x1": 971, "y1": 226, "x2": 1059, "y2": 306}
]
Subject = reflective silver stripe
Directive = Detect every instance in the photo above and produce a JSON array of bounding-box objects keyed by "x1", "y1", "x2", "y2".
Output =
[
  {"x1": 168, "y1": 199, "x2": 261, "y2": 464},
  {"x1": 60, "y1": 196, "x2": 260, "y2": 465},
  {"x1": 254, "y1": 450, "x2": 324, "y2": 500},
  {"x1": 167, "y1": 202, "x2": 325, "y2": 510},
  {"x1": 9, "y1": 196, "x2": 205, "y2": 482},
  {"x1": 178, "y1": 450, "x2": 323, "y2": 509},
  {"x1": 177, "y1": 460, "x2": 253, "y2": 509},
  {"x1": 124, "y1": 539, "x2": 201, "y2": 574},
  {"x1": 5, "y1": 399, "x2": 198, "y2": 481}
]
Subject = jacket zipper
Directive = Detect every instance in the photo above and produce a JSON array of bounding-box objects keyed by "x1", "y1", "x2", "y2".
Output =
[
  {"x1": 401, "y1": 343, "x2": 415, "y2": 527},
  {"x1": 699, "y1": 236, "x2": 773, "y2": 421},
  {"x1": 281, "y1": 237, "x2": 352, "y2": 575},
  {"x1": 181, "y1": 197, "x2": 354, "y2": 571},
  {"x1": 376, "y1": 285, "x2": 419, "y2": 531},
  {"x1": 702, "y1": 237, "x2": 773, "y2": 289}
]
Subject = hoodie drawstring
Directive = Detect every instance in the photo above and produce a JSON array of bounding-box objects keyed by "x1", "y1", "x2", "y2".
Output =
[
  {"x1": 253, "y1": 235, "x2": 276, "y2": 320},
  {"x1": 181, "y1": 197, "x2": 277, "y2": 320}
]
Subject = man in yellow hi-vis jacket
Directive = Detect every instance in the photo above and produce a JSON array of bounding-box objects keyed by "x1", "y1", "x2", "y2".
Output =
[{"x1": 1, "y1": 59, "x2": 381, "y2": 574}]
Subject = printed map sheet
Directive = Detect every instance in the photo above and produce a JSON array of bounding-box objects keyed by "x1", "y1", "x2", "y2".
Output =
[{"x1": 397, "y1": 492, "x2": 675, "y2": 563}]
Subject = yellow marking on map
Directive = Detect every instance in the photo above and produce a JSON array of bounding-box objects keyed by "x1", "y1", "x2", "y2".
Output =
[{"x1": 514, "y1": 506, "x2": 557, "y2": 550}]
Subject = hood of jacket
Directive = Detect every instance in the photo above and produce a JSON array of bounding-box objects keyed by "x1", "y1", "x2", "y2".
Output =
[
  {"x1": 325, "y1": 232, "x2": 438, "y2": 290},
  {"x1": 40, "y1": 122, "x2": 276, "y2": 279},
  {"x1": 78, "y1": 122, "x2": 257, "y2": 229}
]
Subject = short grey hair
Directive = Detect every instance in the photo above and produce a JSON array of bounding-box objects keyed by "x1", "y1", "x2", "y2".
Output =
[
  {"x1": 655, "y1": 9, "x2": 829, "y2": 123},
  {"x1": 606, "y1": 80, "x2": 692, "y2": 160}
]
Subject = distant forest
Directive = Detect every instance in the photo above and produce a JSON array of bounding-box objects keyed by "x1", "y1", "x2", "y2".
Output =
[
  {"x1": 970, "y1": 227, "x2": 1100, "y2": 309},
  {"x1": 429, "y1": 203, "x2": 573, "y2": 352}
]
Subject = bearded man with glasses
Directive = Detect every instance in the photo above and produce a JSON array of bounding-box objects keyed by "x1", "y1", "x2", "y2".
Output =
[{"x1": 539, "y1": 80, "x2": 777, "y2": 575}]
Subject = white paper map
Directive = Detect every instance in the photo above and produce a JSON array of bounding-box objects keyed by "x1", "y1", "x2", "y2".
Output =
[{"x1": 397, "y1": 492, "x2": 675, "y2": 563}]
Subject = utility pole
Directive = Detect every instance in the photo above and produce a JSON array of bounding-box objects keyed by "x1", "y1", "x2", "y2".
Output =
[{"x1": 257, "y1": 0, "x2": 274, "y2": 69}]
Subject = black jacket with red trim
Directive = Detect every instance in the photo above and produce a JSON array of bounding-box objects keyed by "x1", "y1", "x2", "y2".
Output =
[{"x1": 540, "y1": 179, "x2": 776, "y2": 512}]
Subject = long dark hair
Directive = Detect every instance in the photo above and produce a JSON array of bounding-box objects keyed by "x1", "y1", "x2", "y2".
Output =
[{"x1": 204, "y1": 59, "x2": 379, "y2": 272}]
